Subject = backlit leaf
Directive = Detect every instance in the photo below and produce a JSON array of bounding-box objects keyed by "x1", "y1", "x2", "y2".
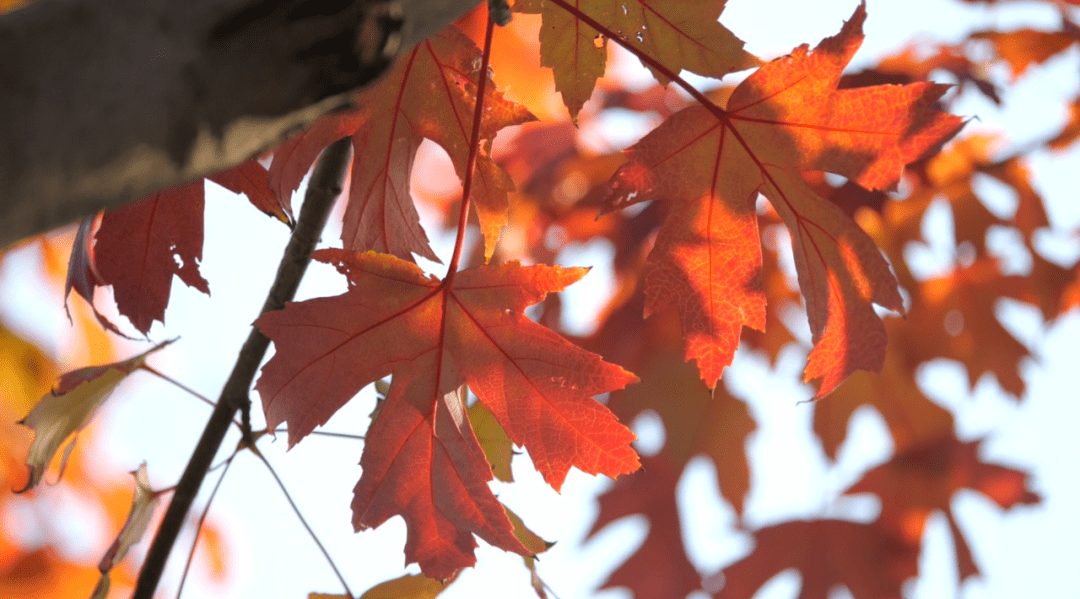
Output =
[
  {"x1": 268, "y1": 27, "x2": 535, "y2": 263},
  {"x1": 15, "y1": 341, "x2": 171, "y2": 492},
  {"x1": 603, "y1": 2, "x2": 961, "y2": 393},
  {"x1": 256, "y1": 250, "x2": 638, "y2": 577},
  {"x1": 528, "y1": 0, "x2": 757, "y2": 120}
]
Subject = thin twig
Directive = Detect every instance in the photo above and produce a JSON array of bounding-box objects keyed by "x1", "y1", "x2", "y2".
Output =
[
  {"x1": 176, "y1": 455, "x2": 234, "y2": 599},
  {"x1": 273, "y1": 427, "x2": 368, "y2": 441},
  {"x1": 141, "y1": 364, "x2": 244, "y2": 429},
  {"x1": 133, "y1": 137, "x2": 353, "y2": 599},
  {"x1": 252, "y1": 448, "x2": 355, "y2": 599}
]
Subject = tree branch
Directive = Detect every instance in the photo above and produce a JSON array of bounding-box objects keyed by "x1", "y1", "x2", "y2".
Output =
[
  {"x1": 0, "y1": 0, "x2": 480, "y2": 249},
  {"x1": 132, "y1": 136, "x2": 353, "y2": 599}
]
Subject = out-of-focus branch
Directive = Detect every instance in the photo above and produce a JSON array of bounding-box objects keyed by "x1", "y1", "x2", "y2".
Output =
[{"x1": 0, "y1": 0, "x2": 479, "y2": 248}]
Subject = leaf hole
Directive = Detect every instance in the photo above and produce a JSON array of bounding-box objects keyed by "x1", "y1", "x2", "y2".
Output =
[
  {"x1": 956, "y1": 241, "x2": 976, "y2": 268},
  {"x1": 944, "y1": 309, "x2": 964, "y2": 337}
]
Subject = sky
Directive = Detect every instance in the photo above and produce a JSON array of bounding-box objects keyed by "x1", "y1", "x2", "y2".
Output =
[{"x1": 1, "y1": 1, "x2": 1079, "y2": 598}]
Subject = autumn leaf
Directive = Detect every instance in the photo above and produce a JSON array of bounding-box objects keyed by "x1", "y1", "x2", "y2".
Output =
[
  {"x1": 90, "y1": 463, "x2": 162, "y2": 599},
  {"x1": 812, "y1": 349, "x2": 955, "y2": 461},
  {"x1": 519, "y1": 0, "x2": 758, "y2": 120},
  {"x1": 64, "y1": 216, "x2": 126, "y2": 337},
  {"x1": 268, "y1": 26, "x2": 535, "y2": 263},
  {"x1": 504, "y1": 506, "x2": 555, "y2": 598},
  {"x1": 208, "y1": 157, "x2": 294, "y2": 226},
  {"x1": 469, "y1": 400, "x2": 515, "y2": 483},
  {"x1": 0, "y1": 324, "x2": 57, "y2": 417},
  {"x1": 586, "y1": 353, "x2": 753, "y2": 597},
  {"x1": 15, "y1": 341, "x2": 172, "y2": 493},
  {"x1": 765, "y1": 168, "x2": 903, "y2": 395},
  {"x1": 584, "y1": 291, "x2": 754, "y2": 597},
  {"x1": 906, "y1": 259, "x2": 1032, "y2": 396},
  {"x1": 717, "y1": 520, "x2": 920, "y2": 599},
  {"x1": 603, "y1": 2, "x2": 961, "y2": 394},
  {"x1": 344, "y1": 573, "x2": 447, "y2": 599},
  {"x1": 311, "y1": 572, "x2": 449, "y2": 599},
  {"x1": 90, "y1": 181, "x2": 210, "y2": 334},
  {"x1": 255, "y1": 249, "x2": 638, "y2": 577},
  {"x1": 845, "y1": 437, "x2": 1039, "y2": 580},
  {"x1": 589, "y1": 456, "x2": 704, "y2": 598},
  {"x1": 68, "y1": 160, "x2": 282, "y2": 335},
  {"x1": 971, "y1": 27, "x2": 1079, "y2": 81}
]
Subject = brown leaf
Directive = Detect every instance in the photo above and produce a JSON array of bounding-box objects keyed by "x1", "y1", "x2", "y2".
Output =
[{"x1": 717, "y1": 520, "x2": 920, "y2": 599}]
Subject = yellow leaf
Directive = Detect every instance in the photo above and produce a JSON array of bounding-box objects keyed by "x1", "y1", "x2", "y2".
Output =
[
  {"x1": 15, "y1": 340, "x2": 172, "y2": 492},
  {"x1": 469, "y1": 401, "x2": 515, "y2": 482},
  {"x1": 91, "y1": 464, "x2": 161, "y2": 598},
  {"x1": 504, "y1": 506, "x2": 554, "y2": 598},
  {"x1": 0, "y1": 323, "x2": 57, "y2": 416},
  {"x1": 88, "y1": 573, "x2": 110, "y2": 599},
  {"x1": 504, "y1": 506, "x2": 553, "y2": 555},
  {"x1": 359, "y1": 574, "x2": 446, "y2": 599},
  {"x1": 308, "y1": 573, "x2": 449, "y2": 599},
  {"x1": 98, "y1": 463, "x2": 161, "y2": 571}
]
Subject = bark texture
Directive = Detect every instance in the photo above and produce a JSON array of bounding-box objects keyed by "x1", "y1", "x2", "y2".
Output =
[{"x1": 0, "y1": 0, "x2": 479, "y2": 248}]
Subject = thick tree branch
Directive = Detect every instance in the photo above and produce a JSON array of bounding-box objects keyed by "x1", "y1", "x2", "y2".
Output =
[
  {"x1": 132, "y1": 137, "x2": 352, "y2": 599},
  {"x1": 0, "y1": 0, "x2": 479, "y2": 249}
]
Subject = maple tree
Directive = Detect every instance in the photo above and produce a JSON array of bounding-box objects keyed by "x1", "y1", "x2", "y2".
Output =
[{"x1": 2, "y1": 0, "x2": 1078, "y2": 598}]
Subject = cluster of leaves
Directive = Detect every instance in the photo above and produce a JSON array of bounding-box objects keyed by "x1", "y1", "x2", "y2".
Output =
[
  {"x1": 5, "y1": 0, "x2": 1080, "y2": 597},
  {"x1": 0, "y1": 264, "x2": 228, "y2": 599}
]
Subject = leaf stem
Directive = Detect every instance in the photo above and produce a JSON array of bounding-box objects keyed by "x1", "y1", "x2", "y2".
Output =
[
  {"x1": 141, "y1": 364, "x2": 217, "y2": 410},
  {"x1": 272, "y1": 427, "x2": 368, "y2": 441},
  {"x1": 141, "y1": 364, "x2": 247, "y2": 430},
  {"x1": 446, "y1": 14, "x2": 498, "y2": 276},
  {"x1": 133, "y1": 137, "x2": 352, "y2": 599}
]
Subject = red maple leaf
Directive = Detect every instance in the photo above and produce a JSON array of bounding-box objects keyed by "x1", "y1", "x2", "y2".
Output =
[
  {"x1": 602, "y1": 3, "x2": 962, "y2": 394},
  {"x1": 255, "y1": 249, "x2": 638, "y2": 577},
  {"x1": 717, "y1": 520, "x2": 921, "y2": 599},
  {"x1": 845, "y1": 437, "x2": 1039, "y2": 581},
  {"x1": 67, "y1": 160, "x2": 283, "y2": 335},
  {"x1": 588, "y1": 457, "x2": 703, "y2": 598},
  {"x1": 268, "y1": 26, "x2": 535, "y2": 263},
  {"x1": 92, "y1": 179, "x2": 210, "y2": 335}
]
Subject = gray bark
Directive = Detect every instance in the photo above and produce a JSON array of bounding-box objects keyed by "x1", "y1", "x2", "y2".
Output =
[{"x1": 0, "y1": 0, "x2": 479, "y2": 248}]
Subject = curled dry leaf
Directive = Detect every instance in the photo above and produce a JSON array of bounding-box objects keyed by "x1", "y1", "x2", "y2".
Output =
[
  {"x1": 15, "y1": 340, "x2": 172, "y2": 493},
  {"x1": 91, "y1": 463, "x2": 162, "y2": 599}
]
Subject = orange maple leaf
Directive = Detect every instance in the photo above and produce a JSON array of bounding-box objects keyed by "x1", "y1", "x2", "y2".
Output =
[
  {"x1": 255, "y1": 249, "x2": 638, "y2": 577},
  {"x1": 603, "y1": 3, "x2": 962, "y2": 394},
  {"x1": 268, "y1": 27, "x2": 535, "y2": 263}
]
